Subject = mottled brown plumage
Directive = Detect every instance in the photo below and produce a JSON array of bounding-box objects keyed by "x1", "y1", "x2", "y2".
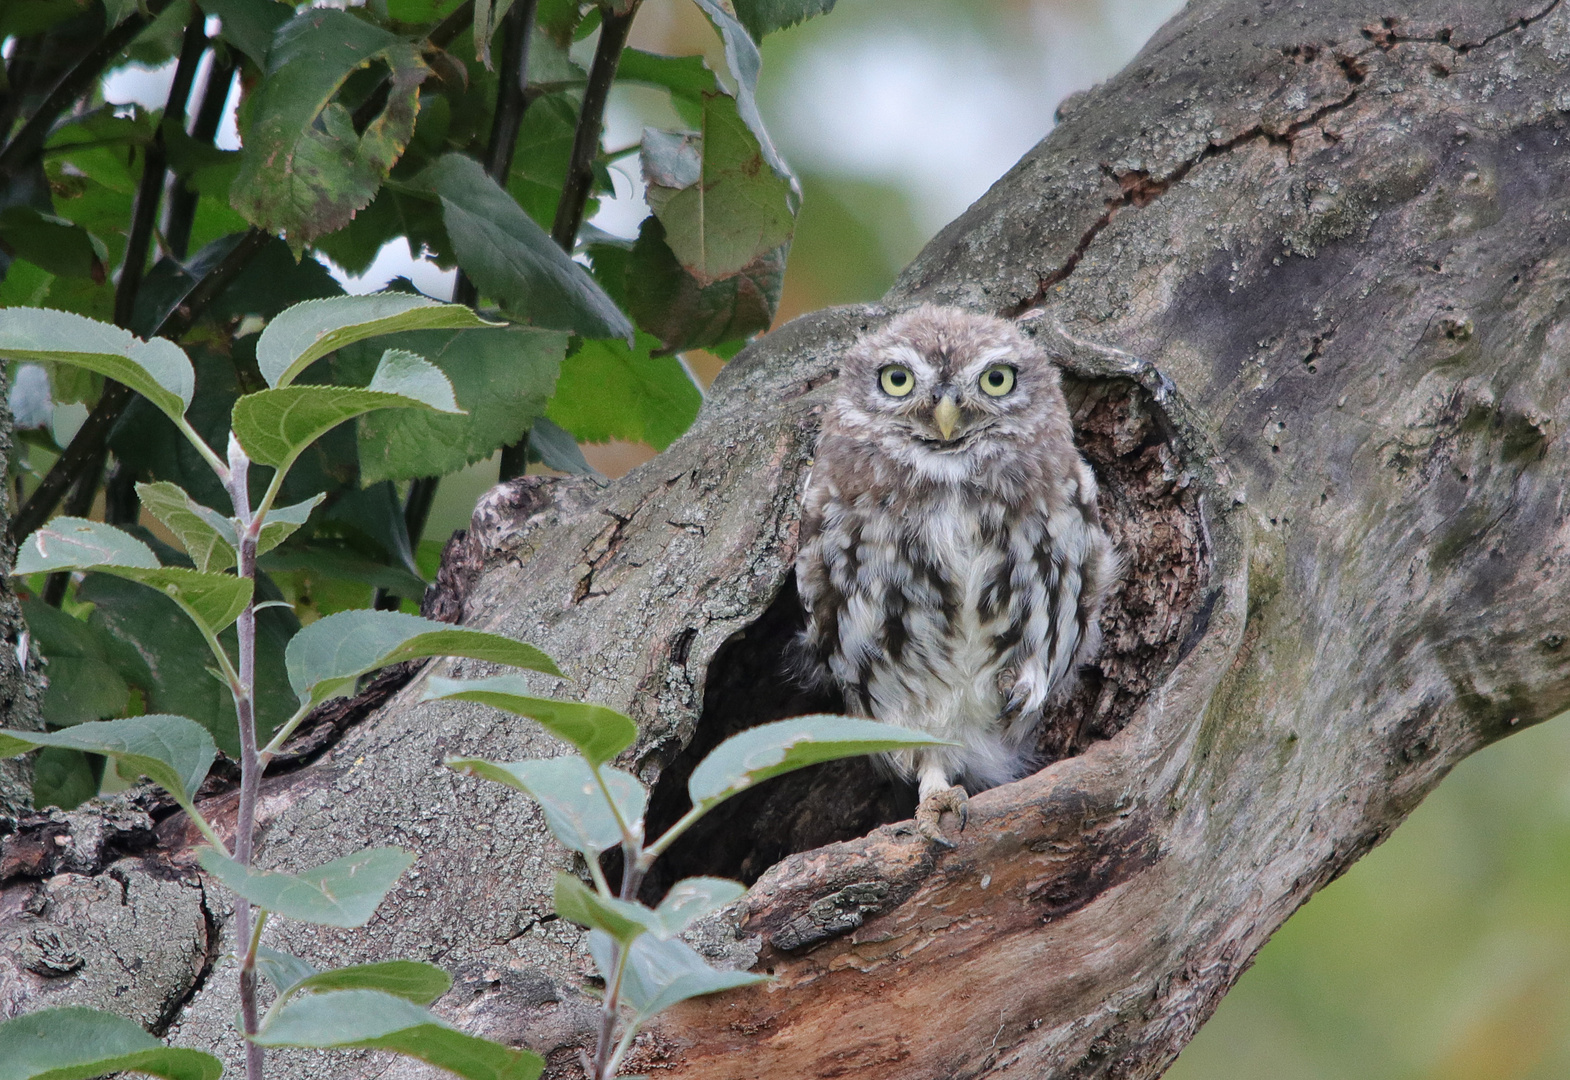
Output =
[{"x1": 796, "y1": 305, "x2": 1117, "y2": 842}]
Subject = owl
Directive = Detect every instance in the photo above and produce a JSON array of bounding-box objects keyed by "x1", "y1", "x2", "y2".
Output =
[{"x1": 795, "y1": 305, "x2": 1117, "y2": 844}]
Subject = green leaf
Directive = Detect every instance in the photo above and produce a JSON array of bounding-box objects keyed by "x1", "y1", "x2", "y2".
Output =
[
  {"x1": 545, "y1": 333, "x2": 701, "y2": 450},
  {"x1": 232, "y1": 351, "x2": 461, "y2": 471},
  {"x1": 256, "y1": 946, "x2": 320, "y2": 996},
  {"x1": 651, "y1": 877, "x2": 747, "y2": 937},
  {"x1": 554, "y1": 872, "x2": 652, "y2": 946},
  {"x1": 288, "y1": 961, "x2": 452, "y2": 1005},
  {"x1": 258, "y1": 494, "x2": 327, "y2": 556},
  {"x1": 287, "y1": 609, "x2": 560, "y2": 709},
  {"x1": 76, "y1": 573, "x2": 297, "y2": 758},
  {"x1": 0, "y1": 307, "x2": 193, "y2": 424},
  {"x1": 617, "y1": 49, "x2": 717, "y2": 101},
  {"x1": 420, "y1": 153, "x2": 633, "y2": 341},
  {"x1": 643, "y1": 93, "x2": 796, "y2": 284},
  {"x1": 536, "y1": 0, "x2": 587, "y2": 44},
  {"x1": 446, "y1": 756, "x2": 645, "y2": 857},
  {"x1": 258, "y1": 541, "x2": 428, "y2": 598},
  {"x1": 231, "y1": 8, "x2": 429, "y2": 244},
  {"x1": 197, "y1": 846, "x2": 414, "y2": 927},
  {"x1": 15, "y1": 518, "x2": 253, "y2": 635},
  {"x1": 136, "y1": 481, "x2": 237, "y2": 573},
  {"x1": 253, "y1": 989, "x2": 543, "y2": 1080},
  {"x1": 15, "y1": 517, "x2": 158, "y2": 571},
  {"x1": 32, "y1": 747, "x2": 105, "y2": 813},
  {"x1": 688, "y1": 716, "x2": 955, "y2": 813},
  {"x1": 198, "y1": 0, "x2": 294, "y2": 67},
  {"x1": 731, "y1": 0, "x2": 836, "y2": 39},
  {"x1": 0, "y1": 1006, "x2": 222, "y2": 1080},
  {"x1": 553, "y1": 873, "x2": 744, "y2": 945},
  {"x1": 527, "y1": 416, "x2": 595, "y2": 475},
  {"x1": 129, "y1": 483, "x2": 313, "y2": 568},
  {"x1": 21, "y1": 598, "x2": 146, "y2": 728},
  {"x1": 626, "y1": 215, "x2": 783, "y2": 352},
  {"x1": 0, "y1": 714, "x2": 217, "y2": 816},
  {"x1": 0, "y1": 206, "x2": 108, "y2": 281},
  {"x1": 423, "y1": 676, "x2": 635, "y2": 767},
  {"x1": 256, "y1": 293, "x2": 496, "y2": 389},
  {"x1": 353, "y1": 327, "x2": 565, "y2": 487},
  {"x1": 689, "y1": 0, "x2": 794, "y2": 181},
  {"x1": 587, "y1": 931, "x2": 767, "y2": 1024},
  {"x1": 472, "y1": 0, "x2": 513, "y2": 68}
]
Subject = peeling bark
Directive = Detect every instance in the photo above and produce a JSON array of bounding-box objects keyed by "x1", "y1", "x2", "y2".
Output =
[{"x1": 6, "y1": 0, "x2": 1570, "y2": 1077}]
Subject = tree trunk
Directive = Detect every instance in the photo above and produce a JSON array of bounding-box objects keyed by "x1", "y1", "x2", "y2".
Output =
[{"x1": 6, "y1": 0, "x2": 1570, "y2": 1076}]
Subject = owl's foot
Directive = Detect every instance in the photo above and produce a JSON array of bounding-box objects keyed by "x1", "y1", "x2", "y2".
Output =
[{"x1": 915, "y1": 785, "x2": 968, "y2": 848}]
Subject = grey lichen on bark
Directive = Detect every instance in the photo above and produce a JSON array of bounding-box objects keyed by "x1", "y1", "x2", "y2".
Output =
[{"x1": 6, "y1": 0, "x2": 1570, "y2": 1077}]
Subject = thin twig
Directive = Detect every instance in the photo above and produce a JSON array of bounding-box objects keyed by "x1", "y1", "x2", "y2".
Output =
[
  {"x1": 447, "y1": 1, "x2": 542, "y2": 487},
  {"x1": 115, "y1": 15, "x2": 207, "y2": 328},
  {"x1": 166, "y1": 52, "x2": 237, "y2": 260},
  {"x1": 9, "y1": 228, "x2": 270, "y2": 544},
  {"x1": 550, "y1": 4, "x2": 637, "y2": 253},
  {"x1": 351, "y1": 0, "x2": 477, "y2": 131},
  {"x1": 226, "y1": 441, "x2": 266, "y2": 1080},
  {"x1": 0, "y1": 1, "x2": 172, "y2": 179},
  {"x1": 454, "y1": 0, "x2": 538, "y2": 304}
]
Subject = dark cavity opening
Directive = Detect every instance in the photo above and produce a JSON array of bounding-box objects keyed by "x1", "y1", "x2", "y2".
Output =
[{"x1": 630, "y1": 376, "x2": 1210, "y2": 903}]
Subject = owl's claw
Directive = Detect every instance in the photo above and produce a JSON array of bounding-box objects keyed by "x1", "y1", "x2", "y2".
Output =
[{"x1": 915, "y1": 785, "x2": 968, "y2": 847}]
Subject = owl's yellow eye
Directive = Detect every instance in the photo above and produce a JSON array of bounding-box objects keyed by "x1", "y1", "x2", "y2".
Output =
[
  {"x1": 979, "y1": 365, "x2": 1016, "y2": 397},
  {"x1": 879, "y1": 365, "x2": 915, "y2": 397}
]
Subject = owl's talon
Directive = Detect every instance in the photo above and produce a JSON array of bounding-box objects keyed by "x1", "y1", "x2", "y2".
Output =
[{"x1": 915, "y1": 785, "x2": 968, "y2": 847}]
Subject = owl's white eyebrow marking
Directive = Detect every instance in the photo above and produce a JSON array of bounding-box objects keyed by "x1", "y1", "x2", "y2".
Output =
[
  {"x1": 970, "y1": 347, "x2": 1014, "y2": 368},
  {"x1": 885, "y1": 344, "x2": 928, "y2": 371}
]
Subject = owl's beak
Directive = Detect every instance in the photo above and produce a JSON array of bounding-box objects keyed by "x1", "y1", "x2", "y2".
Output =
[{"x1": 933, "y1": 395, "x2": 960, "y2": 441}]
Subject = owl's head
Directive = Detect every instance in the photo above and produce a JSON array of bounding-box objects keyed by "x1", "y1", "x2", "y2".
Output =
[{"x1": 834, "y1": 305, "x2": 1070, "y2": 478}]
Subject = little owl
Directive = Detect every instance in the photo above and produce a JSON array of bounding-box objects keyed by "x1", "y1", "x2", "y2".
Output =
[{"x1": 795, "y1": 305, "x2": 1117, "y2": 844}]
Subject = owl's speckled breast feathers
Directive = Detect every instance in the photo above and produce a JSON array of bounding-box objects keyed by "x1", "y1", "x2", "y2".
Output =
[{"x1": 795, "y1": 305, "x2": 1117, "y2": 841}]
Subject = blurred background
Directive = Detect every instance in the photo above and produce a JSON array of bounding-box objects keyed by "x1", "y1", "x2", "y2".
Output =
[{"x1": 97, "y1": 1, "x2": 1570, "y2": 1075}]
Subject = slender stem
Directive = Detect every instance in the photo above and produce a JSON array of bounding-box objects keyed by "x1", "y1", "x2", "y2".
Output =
[
  {"x1": 0, "y1": 1, "x2": 171, "y2": 179},
  {"x1": 167, "y1": 53, "x2": 237, "y2": 260},
  {"x1": 587, "y1": 842, "x2": 650, "y2": 1080},
  {"x1": 116, "y1": 15, "x2": 206, "y2": 329},
  {"x1": 175, "y1": 416, "x2": 232, "y2": 486},
  {"x1": 457, "y1": 0, "x2": 539, "y2": 473},
  {"x1": 183, "y1": 805, "x2": 231, "y2": 854},
  {"x1": 603, "y1": 1022, "x2": 642, "y2": 1078},
  {"x1": 258, "y1": 701, "x2": 316, "y2": 763},
  {"x1": 640, "y1": 803, "x2": 705, "y2": 865},
  {"x1": 550, "y1": 4, "x2": 637, "y2": 253},
  {"x1": 496, "y1": 436, "x2": 531, "y2": 482},
  {"x1": 251, "y1": 465, "x2": 289, "y2": 532},
  {"x1": 224, "y1": 439, "x2": 265, "y2": 1080},
  {"x1": 402, "y1": 475, "x2": 440, "y2": 549},
  {"x1": 591, "y1": 763, "x2": 640, "y2": 852},
  {"x1": 244, "y1": 909, "x2": 269, "y2": 966},
  {"x1": 591, "y1": 936, "x2": 631, "y2": 1080},
  {"x1": 587, "y1": 852, "x2": 612, "y2": 897},
  {"x1": 9, "y1": 228, "x2": 267, "y2": 544}
]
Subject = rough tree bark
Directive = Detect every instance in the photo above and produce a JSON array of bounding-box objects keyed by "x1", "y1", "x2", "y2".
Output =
[{"x1": 4, "y1": 0, "x2": 1570, "y2": 1076}]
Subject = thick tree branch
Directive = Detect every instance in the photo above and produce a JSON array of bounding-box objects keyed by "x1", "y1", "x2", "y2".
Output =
[{"x1": 9, "y1": 4, "x2": 1570, "y2": 1079}]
